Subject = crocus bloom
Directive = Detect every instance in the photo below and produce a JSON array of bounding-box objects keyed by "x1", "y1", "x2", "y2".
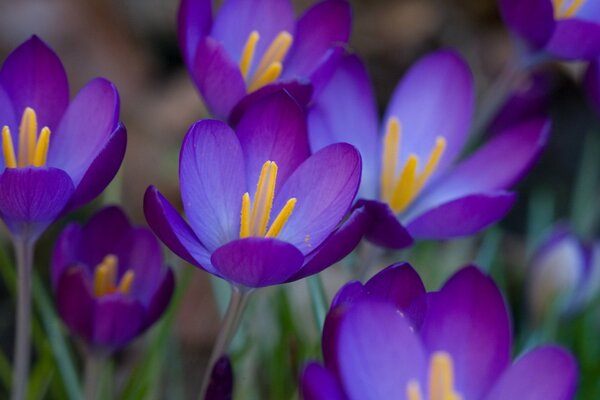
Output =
[
  {"x1": 498, "y1": 0, "x2": 600, "y2": 60},
  {"x1": 301, "y1": 263, "x2": 577, "y2": 400},
  {"x1": 309, "y1": 51, "x2": 549, "y2": 249},
  {"x1": 528, "y1": 226, "x2": 600, "y2": 323},
  {"x1": 0, "y1": 36, "x2": 126, "y2": 241},
  {"x1": 52, "y1": 207, "x2": 174, "y2": 351},
  {"x1": 144, "y1": 90, "x2": 366, "y2": 288},
  {"x1": 178, "y1": 0, "x2": 351, "y2": 119}
]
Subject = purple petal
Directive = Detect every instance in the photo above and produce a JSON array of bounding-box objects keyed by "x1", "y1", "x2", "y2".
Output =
[
  {"x1": 309, "y1": 55, "x2": 380, "y2": 199},
  {"x1": 420, "y1": 266, "x2": 512, "y2": 399},
  {"x1": 205, "y1": 356, "x2": 234, "y2": 400},
  {"x1": 330, "y1": 281, "x2": 367, "y2": 310},
  {"x1": 283, "y1": 0, "x2": 351, "y2": 79},
  {"x1": 497, "y1": 0, "x2": 555, "y2": 48},
  {"x1": 92, "y1": 294, "x2": 146, "y2": 349},
  {"x1": 144, "y1": 268, "x2": 175, "y2": 329},
  {"x1": 0, "y1": 36, "x2": 69, "y2": 130},
  {"x1": 274, "y1": 143, "x2": 361, "y2": 254},
  {"x1": 236, "y1": 90, "x2": 310, "y2": 189},
  {"x1": 55, "y1": 266, "x2": 95, "y2": 343},
  {"x1": 48, "y1": 78, "x2": 119, "y2": 187},
  {"x1": 190, "y1": 37, "x2": 246, "y2": 119},
  {"x1": 65, "y1": 123, "x2": 126, "y2": 211},
  {"x1": 180, "y1": 120, "x2": 246, "y2": 251},
  {"x1": 210, "y1": 237, "x2": 304, "y2": 287},
  {"x1": 51, "y1": 224, "x2": 83, "y2": 287},
  {"x1": 143, "y1": 186, "x2": 215, "y2": 274},
  {"x1": 0, "y1": 86, "x2": 16, "y2": 171},
  {"x1": 546, "y1": 19, "x2": 600, "y2": 60},
  {"x1": 484, "y1": 346, "x2": 577, "y2": 400},
  {"x1": 288, "y1": 206, "x2": 368, "y2": 281},
  {"x1": 335, "y1": 299, "x2": 427, "y2": 400},
  {"x1": 301, "y1": 363, "x2": 345, "y2": 400},
  {"x1": 210, "y1": 0, "x2": 295, "y2": 65},
  {"x1": 307, "y1": 45, "x2": 346, "y2": 99},
  {"x1": 406, "y1": 192, "x2": 516, "y2": 240},
  {"x1": 365, "y1": 262, "x2": 425, "y2": 314},
  {"x1": 384, "y1": 50, "x2": 474, "y2": 175},
  {"x1": 0, "y1": 167, "x2": 74, "y2": 240},
  {"x1": 178, "y1": 0, "x2": 213, "y2": 66},
  {"x1": 357, "y1": 199, "x2": 414, "y2": 250}
]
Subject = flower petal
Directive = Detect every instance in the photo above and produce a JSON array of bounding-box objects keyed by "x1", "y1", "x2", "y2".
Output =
[
  {"x1": 0, "y1": 36, "x2": 69, "y2": 130},
  {"x1": 484, "y1": 346, "x2": 577, "y2": 400},
  {"x1": 236, "y1": 90, "x2": 310, "y2": 189},
  {"x1": 55, "y1": 266, "x2": 95, "y2": 343},
  {"x1": 357, "y1": 199, "x2": 414, "y2": 250},
  {"x1": 309, "y1": 55, "x2": 380, "y2": 199},
  {"x1": 205, "y1": 356, "x2": 234, "y2": 400},
  {"x1": 546, "y1": 19, "x2": 600, "y2": 60},
  {"x1": 301, "y1": 363, "x2": 345, "y2": 400},
  {"x1": 283, "y1": 0, "x2": 351, "y2": 79},
  {"x1": 365, "y1": 262, "x2": 425, "y2": 316},
  {"x1": 274, "y1": 143, "x2": 361, "y2": 254},
  {"x1": 0, "y1": 86, "x2": 16, "y2": 171},
  {"x1": 406, "y1": 192, "x2": 516, "y2": 240},
  {"x1": 178, "y1": 0, "x2": 213, "y2": 66},
  {"x1": 190, "y1": 37, "x2": 246, "y2": 119},
  {"x1": 420, "y1": 266, "x2": 512, "y2": 399},
  {"x1": 0, "y1": 167, "x2": 74, "y2": 240},
  {"x1": 497, "y1": 0, "x2": 555, "y2": 48},
  {"x1": 48, "y1": 78, "x2": 120, "y2": 187},
  {"x1": 92, "y1": 295, "x2": 146, "y2": 350},
  {"x1": 180, "y1": 120, "x2": 246, "y2": 251},
  {"x1": 384, "y1": 50, "x2": 474, "y2": 175},
  {"x1": 210, "y1": 237, "x2": 304, "y2": 287},
  {"x1": 144, "y1": 268, "x2": 175, "y2": 328},
  {"x1": 51, "y1": 224, "x2": 83, "y2": 287}
]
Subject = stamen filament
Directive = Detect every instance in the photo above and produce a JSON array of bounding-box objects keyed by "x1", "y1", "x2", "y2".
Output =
[
  {"x1": 117, "y1": 270, "x2": 135, "y2": 294},
  {"x1": 253, "y1": 31, "x2": 292, "y2": 81},
  {"x1": 18, "y1": 107, "x2": 37, "y2": 167},
  {"x1": 248, "y1": 62, "x2": 283, "y2": 92},
  {"x1": 406, "y1": 381, "x2": 423, "y2": 400},
  {"x1": 93, "y1": 255, "x2": 118, "y2": 297},
  {"x1": 381, "y1": 118, "x2": 401, "y2": 203},
  {"x1": 2, "y1": 127, "x2": 17, "y2": 168},
  {"x1": 240, "y1": 192, "x2": 251, "y2": 238},
  {"x1": 266, "y1": 198, "x2": 296, "y2": 238},
  {"x1": 32, "y1": 127, "x2": 51, "y2": 167},
  {"x1": 414, "y1": 137, "x2": 446, "y2": 194},
  {"x1": 563, "y1": 0, "x2": 585, "y2": 17},
  {"x1": 250, "y1": 161, "x2": 277, "y2": 236},
  {"x1": 240, "y1": 31, "x2": 260, "y2": 79},
  {"x1": 429, "y1": 352, "x2": 463, "y2": 400},
  {"x1": 390, "y1": 155, "x2": 419, "y2": 213}
]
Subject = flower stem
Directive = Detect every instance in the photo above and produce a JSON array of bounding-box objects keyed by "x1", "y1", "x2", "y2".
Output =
[
  {"x1": 83, "y1": 350, "x2": 106, "y2": 400},
  {"x1": 199, "y1": 285, "x2": 252, "y2": 400},
  {"x1": 11, "y1": 238, "x2": 34, "y2": 400}
]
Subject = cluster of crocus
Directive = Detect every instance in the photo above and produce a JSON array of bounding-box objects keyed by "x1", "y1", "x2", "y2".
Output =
[{"x1": 301, "y1": 263, "x2": 577, "y2": 400}]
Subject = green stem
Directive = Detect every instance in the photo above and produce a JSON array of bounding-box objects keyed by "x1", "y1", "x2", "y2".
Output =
[
  {"x1": 83, "y1": 351, "x2": 106, "y2": 400},
  {"x1": 11, "y1": 238, "x2": 34, "y2": 400}
]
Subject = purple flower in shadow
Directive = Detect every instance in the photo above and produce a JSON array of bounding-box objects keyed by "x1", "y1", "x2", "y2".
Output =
[
  {"x1": 52, "y1": 206, "x2": 174, "y2": 351},
  {"x1": 178, "y1": 0, "x2": 351, "y2": 119},
  {"x1": 309, "y1": 51, "x2": 550, "y2": 249},
  {"x1": 144, "y1": 91, "x2": 366, "y2": 288},
  {"x1": 301, "y1": 263, "x2": 578, "y2": 400},
  {"x1": 0, "y1": 36, "x2": 126, "y2": 241}
]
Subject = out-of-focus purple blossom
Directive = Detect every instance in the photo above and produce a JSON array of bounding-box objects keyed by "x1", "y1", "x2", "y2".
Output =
[
  {"x1": 52, "y1": 207, "x2": 174, "y2": 351},
  {"x1": 498, "y1": 0, "x2": 600, "y2": 61},
  {"x1": 309, "y1": 51, "x2": 549, "y2": 249},
  {"x1": 205, "y1": 356, "x2": 234, "y2": 400},
  {"x1": 301, "y1": 263, "x2": 578, "y2": 400},
  {"x1": 528, "y1": 226, "x2": 600, "y2": 323},
  {"x1": 178, "y1": 0, "x2": 351, "y2": 119},
  {"x1": 144, "y1": 90, "x2": 366, "y2": 288},
  {"x1": 0, "y1": 36, "x2": 126, "y2": 241}
]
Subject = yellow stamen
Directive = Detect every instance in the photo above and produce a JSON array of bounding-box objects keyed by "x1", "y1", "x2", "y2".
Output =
[
  {"x1": 380, "y1": 117, "x2": 401, "y2": 203},
  {"x1": 248, "y1": 62, "x2": 283, "y2": 92},
  {"x1": 414, "y1": 137, "x2": 446, "y2": 194},
  {"x1": 240, "y1": 31, "x2": 260, "y2": 79},
  {"x1": 117, "y1": 270, "x2": 135, "y2": 294},
  {"x1": 32, "y1": 127, "x2": 51, "y2": 167},
  {"x1": 266, "y1": 198, "x2": 296, "y2": 237},
  {"x1": 240, "y1": 192, "x2": 251, "y2": 238},
  {"x1": 429, "y1": 352, "x2": 463, "y2": 400},
  {"x1": 554, "y1": 0, "x2": 586, "y2": 18},
  {"x1": 2, "y1": 126, "x2": 17, "y2": 168},
  {"x1": 93, "y1": 255, "x2": 118, "y2": 297},
  {"x1": 406, "y1": 380, "x2": 423, "y2": 400},
  {"x1": 390, "y1": 155, "x2": 419, "y2": 213},
  {"x1": 18, "y1": 107, "x2": 37, "y2": 167}
]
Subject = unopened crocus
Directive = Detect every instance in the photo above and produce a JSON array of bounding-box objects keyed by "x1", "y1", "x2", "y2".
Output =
[
  {"x1": 301, "y1": 263, "x2": 578, "y2": 400},
  {"x1": 528, "y1": 226, "x2": 600, "y2": 323},
  {"x1": 144, "y1": 90, "x2": 365, "y2": 288},
  {"x1": 498, "y1": 0, "x2": 600, "y2": 60},
  {"x1": 309, "y1": 51, "x2": 549, "y2": 249},
  {"x1": 52, "y1": 206, "x2": 174, "y2": 351},
  {"x1": 178, "y1": 0, "x2": 351, "y2": 119},
  {"x1": 0, "y1": 36, "x2": 126, "y2": 241}
]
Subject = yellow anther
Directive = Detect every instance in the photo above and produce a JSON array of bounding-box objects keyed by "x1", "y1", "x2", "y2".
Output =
[
  {"x1": 32, "y1": 127, "x2": 51, "y2": 167},
  {"x1": 240, "y1": 31, "x2": 260, "y2": 79},
  {"x1": 248, "y1": 62, "x2": 283, "y2": 92},
  {"x1": 406, "y1": 380, "x2": 423, "y2": 400},
  {"x1": 380, "y1": 117, "x2": 401, "y2": 202},
  {"x1": 240, "y1": 192, "x2": 252, "y2": 238},
  {"x1": 117, "y1": 270, "x2": 135, "y2": 294},
  {"x1": 429, "y1": 352, "x2": 463, "y2": 400},
  {"x1": 93, "y1": 255, "x2": 118, "y2": 297},
  {"x1": 2, "y1": 126, "x2": 17, "y2": 168},
  {"x1": 390, "y1": 155, "x2": 419, "y2": 213},
  {"x1": 18, "y1": 107, "x2": 37, "y2": 167},
  {"x1": 554, "y1": 0, "x2": 586, "y2": 18},
  {"x1": 414, "y1": 137, "x2": 446, "y2": 194},
  {"x1": 266, "y1": 198, "x2": 296, "y2": 237}
]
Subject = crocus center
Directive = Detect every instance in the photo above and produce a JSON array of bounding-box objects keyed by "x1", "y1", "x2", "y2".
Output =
[
  {"x1": 552, "y1": 0, "x2": 586, "y2": 19},
  {"x1": 239, "y1": 160, "x2": 297, "y2": 238},
  {"x1": 379, "y1": 117, "x2": 446, "y2": 214},
  {"x1": 239, "y1": 30, "x2": 293, "y2": 93},
  {"x1": 406, "y1": 351, "x2": 463, "y2": 400},
  {"x1": 1, "y1": 107, "x2": 51, "y2": 169},
  {"x1": 92, "y1": 254, "x2": 135, "y2": 298}
]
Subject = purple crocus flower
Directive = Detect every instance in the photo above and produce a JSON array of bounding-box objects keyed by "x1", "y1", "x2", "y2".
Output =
[
  {"x1": 301, "y1": 263, "x2": 578, "y2": 400},
  {"x1": 498, "y1": 0, "x2": 600, "y2": 60},
  {"x1": 309, "y1": 51, "x2": 549, "y2": 249},
  {"x1": 52, "y1": 206, "x2": 175, "y2": 351},
  {"x1": 0, "y1": 36, "x2": 126, "y2": 241},
  {"x1": 144, "y1": 90, "x2": 366, "y2": 288},
  {"x1": 178, "y1": 0, "x2": 351, "y2": 119}
]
